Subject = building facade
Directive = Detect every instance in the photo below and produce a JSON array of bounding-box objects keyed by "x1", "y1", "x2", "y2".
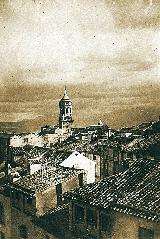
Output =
[
  {"x1": 65, "y1": 158, "x2": 160, "y2": 239},
  {"x1": 59, "y1": 87, "x2": 73, "y2": 132}
]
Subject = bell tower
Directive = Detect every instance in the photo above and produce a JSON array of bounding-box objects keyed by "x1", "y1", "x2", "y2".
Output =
[{"x1": 59, "y1": 87, "x2": 73, "y2": 131}]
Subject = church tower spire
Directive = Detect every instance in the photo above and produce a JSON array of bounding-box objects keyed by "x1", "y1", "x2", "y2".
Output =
[
  {"x1": 59, "y1": 87, "x2": 73, "y2": 131},
  {"x1": 64, "y1": 85, "x2": 67, "y2": 95}
]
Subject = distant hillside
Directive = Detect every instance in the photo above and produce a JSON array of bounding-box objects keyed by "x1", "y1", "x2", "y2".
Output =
[{"x1": 0, "y1": 82, "x2": 160, "y2": 133}]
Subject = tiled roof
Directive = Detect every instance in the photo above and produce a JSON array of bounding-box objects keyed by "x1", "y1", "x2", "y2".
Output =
[
  {"x1": 42, "y1": 203, "x2": 69, "y2": 216},
  {"x1": 11, "y1": 165, "x2": 84, "y2": 193},
  {"x1": 65, "y1": 158, "x2": 160, "y2": 222},
  {"x1": 10, "y1": 147, "x2": 25, "y2": 156},
  {"x1": 23, "y1": 147, "x2": 49, "y2": 160},
  {"x1": 122, "y1": 134, "x2": 160, "y2": 153},
  {"x1": 21, "y1": 147, "x2": 70, "y2": 166}
]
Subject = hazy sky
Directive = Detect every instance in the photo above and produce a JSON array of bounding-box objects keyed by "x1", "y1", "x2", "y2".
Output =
[
  {"x1": 0, "y1": 0, "x2": 160, "y2": 86},
  {"x1": 0, "y1": 0, "x2": 160, "y2": 130}
]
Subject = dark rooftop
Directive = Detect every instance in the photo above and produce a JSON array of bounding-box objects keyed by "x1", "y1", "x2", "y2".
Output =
[
  {"x1": 65, "y1": 158, "x2": 160, "y2": 222},
  {"x1": 122, "y1": 134, "x2": 160, "y2": 153},
  {"x1": 11, "y1": 165, "x2": 84, "y2": 193}
]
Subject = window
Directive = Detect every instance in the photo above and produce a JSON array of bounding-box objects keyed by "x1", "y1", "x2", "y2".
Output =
[
  {"x1": 75, "y1": 205, "x2": 85, "y2": 223},
  {"x1": 139, "y1": 227, "x2": 154, "y2": 239},
  {"x1": 0, "y1": 231, "x2": 5, "y2": 239},
  {"x1": 78, "y1": 173, "x2": 84, "y2": 187},
  {"x1": 12, "y1": 191, "x2": 21, "y2": 209},
  {"x1": 19, "y1": 225, "x2": 28, "y2": 239},
  {"x1": 101, "y1": 214, "x2": 112, "y2": 233},
  {"x1": 87, "y1": 208, "x2": 97, "y2": 227},
  {"x1": 15, "y1": 191, "x2": 21, "y2": 201},
  {"x1": 113, "y1": 151, "x2": 119, "y2": 158},
  {"x1": 0, "y1": 204, "x2": 4, "y2": 224},
  {"x1": 23, "y1": 138, "x2": 28, "y2": 143},
  {"x1": 113, "y1": 161, "x2": 119, "y2": 174},
  {"x1": 93, "y1": 155, "x2": 97, "y2": 161},
  {"x1": 26, "y1": 196, "x2": 32, "y2": 205},
  {"x1": 56, "y1": 183, "x2": 62, "y2": 206}
]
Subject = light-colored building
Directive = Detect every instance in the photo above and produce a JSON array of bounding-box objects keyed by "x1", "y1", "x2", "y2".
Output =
[
  {"x1": 8, "y1": 87, "x2": 74, "y2": 150},
  {"x1": 60, "y1": 151, "x2": 96, "y2": 184}
]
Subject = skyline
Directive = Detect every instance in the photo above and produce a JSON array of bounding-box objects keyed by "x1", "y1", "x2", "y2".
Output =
[{"x1": 0, "y1": 83, "x2": 159, "y2": 133}]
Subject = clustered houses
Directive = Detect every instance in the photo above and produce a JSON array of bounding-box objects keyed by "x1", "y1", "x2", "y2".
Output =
[
  {"x1": 0, "y1": 165, "x2": 86, "y2": 239},
  {"x1": 2, "y1": 127, "x2": 160, "y2": 184},
  {"x1": 0, "y1": 87, "x2": 73, "y2": 163},
  {"x1": 0, "y1": 87, "x2": 160, "y2": 239},
  {"x1": 65, "y1": 159, "x2": 160, "y2": 239},
  {"x1": 10, "y1": 165, "x2": 85, "y2": 216}
]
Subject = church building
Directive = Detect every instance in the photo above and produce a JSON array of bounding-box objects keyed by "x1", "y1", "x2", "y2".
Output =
[
  {"x1": 8, "y1": 87, "x2": 74, "y2": 148},
  {"x1": 59, "y1": 86, "x2": 73, "y2": 132}
]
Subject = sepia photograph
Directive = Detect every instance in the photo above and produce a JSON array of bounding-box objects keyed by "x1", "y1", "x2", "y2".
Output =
[{"x1": 0, "y1": 0, "x2": 160, "y2": 238}]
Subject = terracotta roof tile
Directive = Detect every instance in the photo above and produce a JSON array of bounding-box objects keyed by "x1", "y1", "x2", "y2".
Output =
[{"x1": 65, "y1": 159, "x2": 160, "y2": 222}]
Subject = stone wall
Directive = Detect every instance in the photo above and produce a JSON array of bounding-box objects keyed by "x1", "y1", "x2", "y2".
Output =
[
  {"x1": 112, "y1": 212, "x2": 160, "y2": 239},
  {"x1": 11, "y1": 206, "x2": 58, "y2": 239},
  {"x1": 0, "y1": 193, "x2": 12, "y2": 239},
  {"x1": 68, "y1": 202, "x2": 160, "y2": 239}
]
